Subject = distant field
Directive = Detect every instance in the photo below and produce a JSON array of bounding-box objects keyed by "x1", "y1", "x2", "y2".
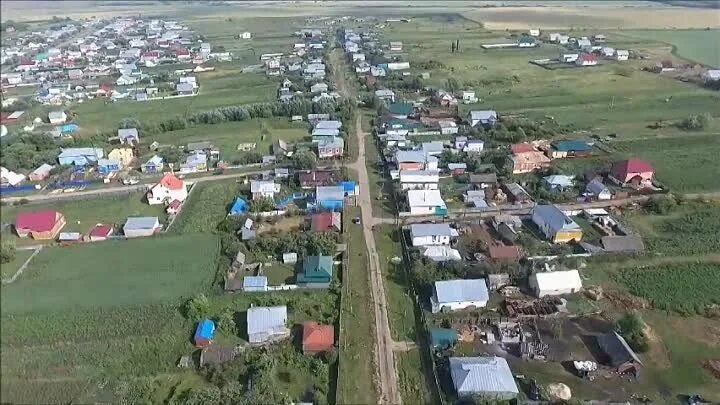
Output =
[
  {"x1": 1, "y1": 192, "x2": 166, "y2": 244},
  {"x1": 150, "y1": 118, "x2": 310, "y2": 162},
  {"x1": 0, "y1": 234, "x2": 220, "y2": 314},
  {"x1": 624, "y1": 29, "x2": 720, "y2": 68}
]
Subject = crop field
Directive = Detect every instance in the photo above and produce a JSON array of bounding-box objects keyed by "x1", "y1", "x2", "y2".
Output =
[
  {"x1": 1, "y1": 192, "x2": 166, "y2": 243},
  {"x1": 70, "y1": 72, "x2": 278, "y2": 135},
  {"x1": 168, "y1": 179, "x2": 240, "y2": 234},
  {"x1": 626, "y1": 202, "x2": 720, "y2": 256},
  {"x1": 150, "y1": 118, "x2": 309, "y2": 162},
  {"x1": 0, "y1": 234, "x2": 220, "y2": 314},
  {"x1": 623, "y1": 29, "x2": 720, "y2": 68},
  {"x1": 615, "y1": 263, "x2": 720, "y2": 315}
]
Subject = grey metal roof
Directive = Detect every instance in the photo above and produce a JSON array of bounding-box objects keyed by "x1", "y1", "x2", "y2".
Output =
[
  {"x1": 601, "y1": 236, "x2": 645, "y2": 252},
  {"x1": 410, "y1": 223, "x2": 455, "y2": 238},
  {"x1": 533, "y1": 204, "x2": 580, "y2": 232},
  {"x1": 118, "y1": 128, "x2": 139, "y2": 139},
  {"x1": 314, "y1": 120, "x2": 342, "y2": 130},
  {"x1": 422, "y1": 141, "x2": 444, "y2": 154},
  {"x1": 395, "y1": 150, "x2": 426, "y2": 163},
  {"x1": 597, "y1": 331, "x2": 642, "y2": 367},
  {"x1": 316, "y1": 185, "x2": 344, "y2": 201},
  {"x1": 449, "y1": 356, "x2": 519, "y2": 395},
  {"x1": 469, "y1": 110, "x2": 497, "y2": 121},
  {"x1": 247, "y1": 305, "x2": 287, "y2": 335},
  {"x1": 543, "y1": 175, "x2": 574, "y2": 187},
  {"x1": 586, "y1": 179, "x2": 609, "y2": 195},
  {"x1": 123, "y1": 216, "x2": 159, "y2": 230},
  {"x1": 243, "y1": 276, "x2": 268, "y2": 289},
  {"x1": 434, "y1": 279, "x2": 489, "y2": 304}
]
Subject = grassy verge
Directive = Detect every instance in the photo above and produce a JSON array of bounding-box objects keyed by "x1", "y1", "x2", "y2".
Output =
[
  {"x1": 397, "y1": 349, "x2": 433, "y2": 405},
  {"x1": 337, "y1": 206, "x2": 377, "y2": 404}
]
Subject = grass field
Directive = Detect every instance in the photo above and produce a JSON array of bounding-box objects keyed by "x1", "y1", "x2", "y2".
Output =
[
  {"x1": 0, "y1": 249, "x2": 34, "y2": 279},
  {"x1": 169, "y1": 179, "x2": 240, "y2": 234},
  {"x1": 70, "y1": 72, "x2": 278, "y2": 135},
  {"x1": 150, "y1": 118, "x2": 309, "y2": 162},
  {"x1": 397, "y1": 349, "x2": 433, "y2": 405},
  {"x1": 624, "y1": 29, "x2": 720, "y2": 68},
  {"x1": 0, "y1": 234, "x2": 220, "y2": 314},
  {"x1": 337, "y1": 207, "x2": 378, "y2": 404},
  {"x1": 1, "y1": 192, "x2": 166, "y2": 244}
]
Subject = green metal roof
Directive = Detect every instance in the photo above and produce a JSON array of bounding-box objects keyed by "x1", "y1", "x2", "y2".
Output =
[
  {"x1": 388, "y1": 102, "x2": 414, "y2": 116},
  {"x1": 299, "y1": 255, "x2": 333, "y2": 282},
  {"x1": 430, "y1": 328, "x2": 458, "y2": 347},
  {"x1": 552, "y1": 140, "x2": 592, "y2": 152}
]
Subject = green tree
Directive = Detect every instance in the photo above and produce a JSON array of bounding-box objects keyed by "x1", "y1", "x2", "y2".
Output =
[
  {"x1": 217, "y1": 309, "x2": 236, "y2": 336},
  {"x1": 292, "y1": 150, "x2": 317, "y2": 170},
  {"x1": 1, "y1": 239, "x2": 16, "y2": 264},
  {"x1": 445, "y1": 77, "x2": 460, "y2": 93},
  {"x1": 119, "y1": 117, "x2": 141, "y2": 130},
  {"x1": 616, "y1": 312, "x2": 649, "y2": 353},
  {"x1": 249, "y1": 197, "x2": 275, "y2": 213},
  {"x1": 184, "y1": 293, "x2": 211, "y2": 320}
]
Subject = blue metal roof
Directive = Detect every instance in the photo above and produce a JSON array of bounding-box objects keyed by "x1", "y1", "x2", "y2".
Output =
[{"x1": 194, "y1": 319, "x2": 215, "y2": 340}]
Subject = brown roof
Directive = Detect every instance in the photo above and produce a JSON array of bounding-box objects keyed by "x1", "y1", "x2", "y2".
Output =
[
  {"x1": 302, "y1": 321, "x2": 334, "y2": 353},
  {"x1": 488, "y1": 245, "x2": 523, "y2": 261},
  {"x1": 298, "y1": 170, "x2": 338, "y2": 186},
  {"x1": 311, "y1": 212, "x2": 341, "y2": 232}
]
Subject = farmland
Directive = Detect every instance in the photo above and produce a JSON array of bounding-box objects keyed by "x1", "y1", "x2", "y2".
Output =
[
  {"x1": 615, "y1": 263, "x2": 720, "y2": 315},
  {"x1": 624, "y1": 29, "x2": 720, "y2": 67},
  {"x1": 0, "y1": 234, "x2": 220, "y2": 314}
]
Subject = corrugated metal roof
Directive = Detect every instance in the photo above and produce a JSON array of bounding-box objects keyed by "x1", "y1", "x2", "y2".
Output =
[
  {"x1": 434, "y1": 279, "x2": 489, "y2": 304},
  {"x1": 449, "y1": 356, "x2": 519, "y2": 395},
  {"x1": 243, "y1": 276, "x2": 268, "y2": 289},
  {"x1": 316, "y1": 185, "x2": 344, "y2": 201},
  {"x1": 123, "y1": 216, "x2": 159, "y2": 230},
  {"x1": 532, "y1": 270, "x2": 582, "y2": 291},
  {"x1": 601, "y1": 236, "x2": 645, "y2": 252},
  {"x1": 410, "y1": 223, "x2": 456, "y2": 237},
  {"x1": 532, "y1": 204, "x2": 580, "y2": 232},
  {"x1": 247, "y1": 306, "x2": 287, "y2": 335}
]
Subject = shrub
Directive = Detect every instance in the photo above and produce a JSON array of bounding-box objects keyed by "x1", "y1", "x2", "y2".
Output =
[
  {"x1": 615, "y1": 312, "x2": 649, "y2": 353},
  {"x1": 678, "y1": 113, "x2": 710, "y2": 130},
  {"x1": 1, "y1": 239, "x2": 16, "y2": 264},
  {"x1": 184, "y1": 294, "x2": 211, "y2": 320}
]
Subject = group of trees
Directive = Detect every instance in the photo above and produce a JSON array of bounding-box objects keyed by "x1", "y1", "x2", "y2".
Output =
[{"x1": 616, "y1": 312, "x2": 649, "y2": 353}]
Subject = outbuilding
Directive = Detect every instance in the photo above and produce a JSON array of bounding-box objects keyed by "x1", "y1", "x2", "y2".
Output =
[
  {"x1": 449, "y1": 356, "x2": 519, "y2": 399},
  {"x1": 123, "y1": 216, "x2": 161, "y2": 238},
  {"x1": 430, "y1": 279, "x2": 489, "y2": 313},
  {"x1": 529, "y1": 270, "x2": 583, "y2": 297},
  {"x1": 194, "y1": 319, "x2": 215, "y2": 348}
]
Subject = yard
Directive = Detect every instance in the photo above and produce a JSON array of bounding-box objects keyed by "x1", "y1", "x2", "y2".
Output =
[
  {"x1": 1, "y1": 192, "x2": 166, "y2": 245},
  {"x1": 149, "y1": 118, "x2": 310, "y2": 163},
  {"x1": 168, "y1": 179, "x2": 240, "y2": 234}
]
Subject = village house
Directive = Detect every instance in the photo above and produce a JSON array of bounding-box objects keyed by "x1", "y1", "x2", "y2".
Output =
[
  {"x1": 576, "y1": 53, "x2": 598, "y2": 66},
  {"x1": 464, "y1": 139, "x2": 484, "y2": 153},
  {"x1": 29, "y1": 163, "x2": 54, "y2": 181},
  {"x1": 123, "y1": 216, "x2": 161, "y2": 238},
  {"x1": 48, "y1": 110, "x2": 67, "y2": 124},
  {"x1": 147, "y1": 173, "x2": 188, "y2": 205},
  {"x1": 508, "y1": 143, "x2": 551, "y2": 174},
  {"x1": 517, "y1": 35, "x2": 537, "y2": 48},
  {"x1": 395, "y1": 150, "x2": 438, "y2": 171},
  {"x1": 449, "y1": 357, "x2": 519, "y2": 399},
  {"x1": 315, "y1": 185, "x2": 345, "y2": 210},
  {"x1": 107, "y1": 148, "x2": 134, "y2": 167},
  {"x1": 97, "y1": 158, "x2": 121, "y2": 175},
  {"x1": 388, "y1": 102, "x2": 414, "y2": 119},
  {"x1": 609, "y1": 158, "x2": 654, "y2": 187},
  {"x1": 409, "y1": 223, "x2": 458, "y2": 247},
  {"x1": 180, "y1": 151, "x2": 208, "y2": 173},
  {"x1": 430, "y1": 279, "x2": 489, "y2": 313},
  {"x1": 141, "y1": 155, "x2": 164, "y2": 174},
  {"x1": 247, "y1": 305, "x2": 290, "y2": 344},
  {"x1": 374, "y1": 89, "x2": 395, "y2": 102},
  {"x1": 461, "y1": 90, "x2": 478, "y2": 104},
  {"x1": 311, "y1": 212, "x2": 342, "y2": 232},
  {"x1": 399, "y1": 170, "x2": 439, "y2": 190},
  {"x1": 302, "y1": 321, "x2": 334, "y2": 354},
  {"x1": 317, "y1": 136, "x2": 344, "y2": 159},
  {"x1": 585, "y1": 179, "x2": 611, "y2": 200},
  {"x1": 88, "y1": 224, "x2": 113, "y2": 242},
  {"x1": 531, "y1": 204, "x2": 583, "y2": 243},
  {"x1": 548, "y1": 140, "x2": 592, "y2": 159},
  {"x1": 529, "y1": 270, "x2": 583, "y2": 297},
  {"x1": 15, "y1": 210, "x2": 66, "y2": 240},
  {"x1": 57, "y1": 147, "x2": 104, "y2": 166},
  {"x1": 118, "y1": 128, "x2": 139, "y2": 145},
  {"x1": 448, "y1": 163, "x2": 467, "y2": 176},
  {"x1": 406, "y1": 189, "x2": 446, "y2": 216},
  {"x1": 543, "y1": 175, "x2": 575, "y2": 192},
  {"x1": 468, "y1": 110, "x2": 497, "y2": 128},
  {"x1": 438, "y1": 120, "x2": 458, "y2": 135},
  {"x1": 469, "y1": 173, "x2": 498, "y2": 189},
  {"x1": 298, "y1": 256, "x2": 334, "y2": 288},
  {"x1": 250, "y1": 180, "x2": 280, "y2": 200}
]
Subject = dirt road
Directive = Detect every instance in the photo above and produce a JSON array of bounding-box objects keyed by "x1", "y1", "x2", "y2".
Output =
[{"x1": 348, "y1": 115, "x2": 401, "y2": 405}]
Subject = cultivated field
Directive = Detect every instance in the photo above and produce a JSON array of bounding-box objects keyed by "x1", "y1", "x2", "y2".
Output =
[{"x1": 624, "y1": 29, "x2": 720, "y2": 67}]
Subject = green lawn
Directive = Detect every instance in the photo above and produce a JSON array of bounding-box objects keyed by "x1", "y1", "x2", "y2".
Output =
[
  {"x1": 1, "y1": 193, "x2": 166, "y2": 245},
  {"x1": 263, "y1": 262, "x2": 296, "y2": 285},
  {"x1": 337, "y1": 207, "x2": 378, "y2": 405},
  {"x1": 623, "y1": 29, "x2": 720, "y2": 68},
  {"x1": 397, "y1": 349, "x2": 433, "y2": 405},
  {"x1": 149, "y1": 118, "x2": 310, "y2": 162},
  {"x1": 0, "y1": 234, "x2": 220, "y2": 314},
  {"x1": 375, "y1": 226, "x2": 417, "y2": 342},
  {"x1": 0, "y1": 249, "x2": 34, "y2": 279}
]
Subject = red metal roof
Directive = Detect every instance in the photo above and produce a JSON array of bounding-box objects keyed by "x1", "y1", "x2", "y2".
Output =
[
  {"x1": 159, "y1": 174, "x2": 184, "y2": 190},
  {"x1": 578, "y1": 53, "x2": 598, "y2": 62},
  {"x1": 302, "y1": 321, "x2": 334, "y2": 352},
  {"x1": 611, "y1": 159, "x2": 654, "y2": 178},
  {"x1": 15, "y1": 210, "x2": 61, "y2": 232},
  {"x1": 311, "y1": 212, "x2": 337, "y2": 231},
  {"x1": 89, "y1": 224, "x2": 113, "y2": 238}
]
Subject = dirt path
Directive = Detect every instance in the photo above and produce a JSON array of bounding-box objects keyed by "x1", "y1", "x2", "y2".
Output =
[
  {"x1": 2, "y1": 245, "x2": 42, "y2": 284},
  {"x1": 349, "y1": 115, "x2": 401, "y2": 405}
]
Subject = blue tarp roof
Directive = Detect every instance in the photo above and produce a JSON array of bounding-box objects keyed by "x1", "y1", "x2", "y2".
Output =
[
  {"x1": 340, "y1": 181, "x2": 356, "y2": 193},
  {"x1": 194, "y1": 319, "x2": 215, "y2": 340},
  {"x1": 59, "y1": 123, "x2": 79, "y2": 133},
  {"x1": 229, "y1": 197, "x2": 247, "y2": 215}
]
